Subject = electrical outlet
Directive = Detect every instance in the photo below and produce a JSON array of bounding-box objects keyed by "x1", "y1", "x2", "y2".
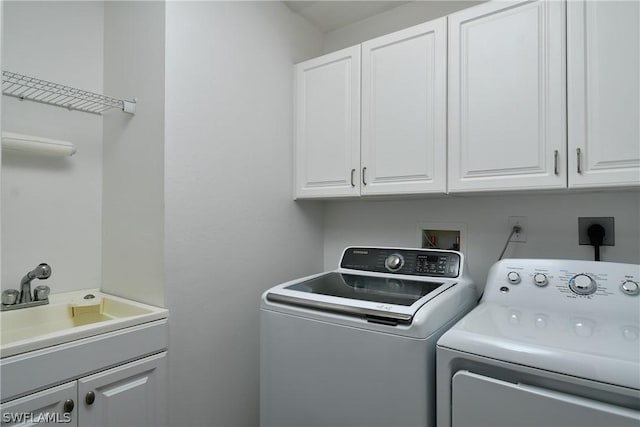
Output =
[
  {"x1": 508, "y1": 216, "x2": 527, "y2": 242},
  {"x1": 578, "y1": 217, "x2": 615, "y2": 246}
]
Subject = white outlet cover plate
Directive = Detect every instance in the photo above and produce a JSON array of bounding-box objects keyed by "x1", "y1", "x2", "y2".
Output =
[{"x1": 508, "y1": 216, "x2": 527, "y2": 242}]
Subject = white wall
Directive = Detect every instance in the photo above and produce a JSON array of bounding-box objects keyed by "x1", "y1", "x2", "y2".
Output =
[
  {"x1": 323, "y1": 0, "x2": 484, "y2": 53},
  {"x1": 102, "y1": 1, "x2": 165, "y2": 307},
  {"x1": 324, "y1": 192, "x2": 640, "y2": 287},
  {"x1": 1, "y1": 2, "x2": 104, "y2": 291},
  {"x1": 164, "y1": 2, "x2": 324, "y2": 426}
]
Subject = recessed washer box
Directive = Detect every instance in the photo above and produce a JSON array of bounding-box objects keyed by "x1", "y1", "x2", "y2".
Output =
[{"x1": 418, "y1": 222, "x2": 467, "y2": 254}]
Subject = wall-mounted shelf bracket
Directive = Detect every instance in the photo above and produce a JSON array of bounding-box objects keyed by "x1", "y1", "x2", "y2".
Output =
[
  {"x1": 2, "y1": 70, "x2": 136, "y2": 115},
  {"x1": 122, "y1": 99, "x2": 137, "y2": 114}
]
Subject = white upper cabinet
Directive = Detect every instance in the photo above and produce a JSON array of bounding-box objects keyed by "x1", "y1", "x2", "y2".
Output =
[
  {"x1": 294, "y1": 18, "x2": 447, "y2": 199},
  {"x1": 294, "y1": 46, "x2": 361, "y2": 199},
  {"x1": 361, "y1": 18, "x2": 447, "y2": 195},
  {"x1": 448, "y1": 0, "x2": 566, "y2": 192},
  {"x1": 567, "y1": 0, "x2": 640, "y2": 188},
  {"x1": 294, "y1": 0, "x2": 637, "y2": 198}
]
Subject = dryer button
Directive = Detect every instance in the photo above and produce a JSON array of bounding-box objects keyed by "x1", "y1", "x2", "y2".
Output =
[
  {"x1": 533, "y1": 273, "x2": 548, "y2": 287},
  {"x1": 621, "y1": 280, "x2": 639, "y2": 296},
  {"x1": 622, "y1": 326, "x2": 639, "y2": 341},
  {"x1": 507, "y1": 272, "x2": 521, "y2": 284},
  {"x1": 508, "y1": 310, "x2": 520, "y2": 325},
  {"x1": 573, "y1": 320, "x2": 594, "y2": 337},
  {"x1": 534, "y1": 315, "x2": 548, "y2": 329}
]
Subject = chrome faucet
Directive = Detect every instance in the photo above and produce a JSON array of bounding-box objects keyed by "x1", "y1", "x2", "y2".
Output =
[
  {"x1": 20, "y1": 263, "x2": 52, "y2": 303},
  {"x1": 1, "y1": 263, "x2": 52, "y2": 311}
]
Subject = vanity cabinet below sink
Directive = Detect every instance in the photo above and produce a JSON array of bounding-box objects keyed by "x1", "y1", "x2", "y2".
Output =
[
  {"x1": 0, "y1": 290, "x2": 169, "y2": 426},
  {"x1": 1, "y1": 352, "x2": 166, "y2": 427}
]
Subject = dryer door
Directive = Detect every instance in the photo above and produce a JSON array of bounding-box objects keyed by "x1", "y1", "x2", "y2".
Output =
[{"x1": 451, "y1": 371, "x2": 640, "y2": 427}]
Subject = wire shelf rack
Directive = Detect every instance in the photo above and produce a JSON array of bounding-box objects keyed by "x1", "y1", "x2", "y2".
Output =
[{"x1": 1, "y1": 71, "x2": 136, "y2": 115}]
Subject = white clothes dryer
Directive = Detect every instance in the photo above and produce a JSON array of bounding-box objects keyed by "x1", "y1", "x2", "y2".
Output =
[
  {"x1": 260, "y1": 247, "x2": 478, "y2": 427},
  {"x1": 437, "y1": 258, "x2": 640, "y2": 427}
]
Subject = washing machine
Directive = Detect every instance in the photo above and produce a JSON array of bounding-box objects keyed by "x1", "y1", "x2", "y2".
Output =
[
  {"x1": 437, "y1": 258, "x2": 640, "y2": 427},
  {"x1": 260, "y1": 246, "x2": 478, "y2": 427}
]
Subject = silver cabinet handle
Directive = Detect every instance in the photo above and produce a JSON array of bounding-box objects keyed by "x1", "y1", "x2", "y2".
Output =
[
  {"x1": 554, "y1": 150, "x2": 559, "y2": 175},
  {"x1": 362, "y1": 167, "x2": 367, "y2": 186},
  {"x1": 350, "y1": 169, "x2": 356, "y2": 187},
  {"x1": 576, "y1": 148, "x2": 582, "y2": 174}
]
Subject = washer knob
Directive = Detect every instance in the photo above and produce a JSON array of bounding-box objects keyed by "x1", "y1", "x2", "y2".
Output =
[
  {"x1": 385, "y1": 254, "x2": 404, "y2": 272},
  {"x1": 507, "y1": 271, "x2": 521, "y2": 284},
  {"x1": 533, "y1": 273, "x2": 549, "y2": 287},
  {"x1": 621, "y1": 280, "x2": 639, "y2": 296},
  {"x1": 569, "y1": 274, "x2": 597, "y2": 295}
]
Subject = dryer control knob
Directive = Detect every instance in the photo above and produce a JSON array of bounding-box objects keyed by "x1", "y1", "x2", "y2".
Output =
[
  {"x1": 533, "y1": 273, "x2": 549, "y2": 287},
  {"x1": 569, "y1": 274, "x2": 597, "y2": 295},
  {"x1": 621, "y1": 280, "x2": 639, "y2": 296},
  {"x1": 385, "y1": 254, "x2": 404, "y2": 272},
  {"x1": 507, "y1": 271, "x2": 521, "y2": 284}
]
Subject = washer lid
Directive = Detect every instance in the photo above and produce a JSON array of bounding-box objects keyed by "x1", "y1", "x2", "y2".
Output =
[
  {"x1": 266, "y1": 272, "x2": 451, "y2": 324},
  {"x1": 438, "y1": 303, "x2": 640, "y2": 390}
]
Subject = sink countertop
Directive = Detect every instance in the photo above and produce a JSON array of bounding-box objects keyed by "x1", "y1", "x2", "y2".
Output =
[{"x1": 1, "y1": 288, "x2": 168, "y2": 359}]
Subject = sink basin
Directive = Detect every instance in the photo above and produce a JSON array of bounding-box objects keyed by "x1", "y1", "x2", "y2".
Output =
[{"x1": 1, "y1": 289, "x2": 168, "y2": 358}]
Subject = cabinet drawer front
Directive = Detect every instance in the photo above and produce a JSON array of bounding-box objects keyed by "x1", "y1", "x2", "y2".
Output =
[
  {"x1": 294, "y1": 46, "x2": 361, "y2": 198},
  {"x1": 448, "y1": 0, "x2": 566, "y2": 192},
  {"x1": 361, "y1": 18, "x2": 447, "y2": 195}
]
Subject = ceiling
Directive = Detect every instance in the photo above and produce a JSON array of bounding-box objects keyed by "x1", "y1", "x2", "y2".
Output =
[{"x1": 284, "y1": 1, "x2": 412, "y2": 33}]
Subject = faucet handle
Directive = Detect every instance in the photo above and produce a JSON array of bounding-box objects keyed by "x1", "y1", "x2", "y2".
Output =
[
  {"x1": 2, "y1": 289, "x2": 19, "y2": 305},
  {"x1": 34, "y1": 285, "x2": 51, "y2": 301}
]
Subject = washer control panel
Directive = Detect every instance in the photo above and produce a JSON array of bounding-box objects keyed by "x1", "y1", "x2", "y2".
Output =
[
  {"x1": 340, "y1": 247, "x2": 461, "y2": 278},
  {"x1": 487, "y1": 259, "x2": 640, "y2": 307}
]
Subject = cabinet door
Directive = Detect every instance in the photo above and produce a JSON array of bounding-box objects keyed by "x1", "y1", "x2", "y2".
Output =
[
  {"x1": 294, "y1": 46, "x2": 361, "y2": 199},
  {"x1": 567, "y1": 0, "x2": 640, "y2": 188},
  {"x1": 448, "y1": 1, "x2": 566, "y2": 192},
  {"x1": 0, "y1": 382, "x2": 77, "y2": 427},
  {"x1": 77, "y1": 352, "x2": 167, "y2": 427},
  {"x1": 361, "y1": 18, "x2": 447, "y2": 195}
]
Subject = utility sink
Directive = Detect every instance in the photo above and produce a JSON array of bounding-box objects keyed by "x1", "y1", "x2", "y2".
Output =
[{"x1": 0, "y1": 289, "x2": 168, "y2": 358}]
